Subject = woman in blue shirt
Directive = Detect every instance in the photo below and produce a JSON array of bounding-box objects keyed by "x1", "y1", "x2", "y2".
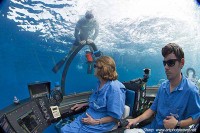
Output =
[{"x1": 61, "y1": 56, "x2": 126, "y2": 133}]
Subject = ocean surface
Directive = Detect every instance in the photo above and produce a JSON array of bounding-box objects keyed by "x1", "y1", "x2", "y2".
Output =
[{"x1": 0, "y1": 0, "x2": 200, "y2": 132}]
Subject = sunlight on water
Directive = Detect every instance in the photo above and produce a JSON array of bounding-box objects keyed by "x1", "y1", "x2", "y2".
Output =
[
  {"x1": 5, "y1": 0, "x2": 200, "y2": 73},
  {"x1": 7, "y1": 0, "x2": 200, "y2": 52}
]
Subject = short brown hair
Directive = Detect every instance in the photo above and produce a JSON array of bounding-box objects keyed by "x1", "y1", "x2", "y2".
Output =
[
  {"x1": 162, "y1": 43, "x2": 184, "y2": 61},
  {"x1": 95, "y1": 56, "x2": 118, "y2": 80}
]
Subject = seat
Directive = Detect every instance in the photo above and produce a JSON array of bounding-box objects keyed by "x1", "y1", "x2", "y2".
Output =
[
  {"x1": 111, "y1": 89, "x2": 135, "y2": 131},
  {"x1": 125, "y1": 89, "x2": 135, "y2": 117}
]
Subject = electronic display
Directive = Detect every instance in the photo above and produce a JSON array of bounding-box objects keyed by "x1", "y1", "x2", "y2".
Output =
[
  {"x1": 28, "y1": 81, "x2": 50, "y2": 98},
  {"x1": 17, "y1": 111, "x2": 38, "y2": 133}
]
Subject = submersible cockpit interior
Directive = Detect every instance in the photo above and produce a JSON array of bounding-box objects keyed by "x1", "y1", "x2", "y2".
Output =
[{"x1": 0, "y1": 43, "x2": 157, "y2": 133}]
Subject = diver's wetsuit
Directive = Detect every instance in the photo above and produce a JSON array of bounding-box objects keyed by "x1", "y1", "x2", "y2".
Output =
[
  {"x1": 52, "y1": 16, "x2": 99, "y2": 73},
  {"x1": 73, "y1": 17, "x2": 99, "y2": 46}
]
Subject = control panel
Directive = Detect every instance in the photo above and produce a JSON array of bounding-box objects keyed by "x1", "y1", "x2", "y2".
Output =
[
  {"x1": 0, "y1": 91, "x2": 91, "y2": 133},
  {"x1": 0, "y1": 114, "x2": 15, "y2": 133},
  {"x1": 0, "y1": 98, "x2": 52, "y2": 133},
  {"x1": 34, "y1": 97, "x2": 53, "y2": 124}
]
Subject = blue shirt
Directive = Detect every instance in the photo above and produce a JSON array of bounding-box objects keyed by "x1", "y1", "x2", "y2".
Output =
[
  {"x1": 61, "y1": 80, "x2": 126, "y2": 133},
  {"x1": 144, "y1": 75, "x2": 200, "y2": 132}
]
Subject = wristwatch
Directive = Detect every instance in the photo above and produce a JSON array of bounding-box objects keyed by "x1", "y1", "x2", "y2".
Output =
[{"x1": 175, "y1": 121, "x2": 181, "y2": 129}]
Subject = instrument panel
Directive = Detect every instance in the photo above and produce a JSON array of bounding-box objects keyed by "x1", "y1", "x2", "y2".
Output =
[
  {"x1": 0, "y1": 92, "x2": 91, "y2": 133},
  {"x1": 0, "y1": 98, "x2": 51, "y2": 133}
]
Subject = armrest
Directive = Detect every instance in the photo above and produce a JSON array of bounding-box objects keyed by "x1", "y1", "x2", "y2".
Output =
[{"x1": 122, "y1": 105, "x2": 130, "y2": 119}]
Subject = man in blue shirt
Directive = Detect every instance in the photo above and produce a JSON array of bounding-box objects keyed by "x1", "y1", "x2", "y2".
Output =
[{"x1": 126, "y1": 43, "x2": 200, "y2": 132}]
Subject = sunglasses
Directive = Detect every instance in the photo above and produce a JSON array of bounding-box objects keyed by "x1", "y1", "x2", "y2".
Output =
[
  {"x1": 163, "y1": 59, "x2": 179, "y2": 67},
  {"x1": 93, "y1": 64, "x2": 103, "y2": 69}
]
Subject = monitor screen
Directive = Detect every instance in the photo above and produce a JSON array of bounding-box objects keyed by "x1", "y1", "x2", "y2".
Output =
[
  {"x1": 28, "y1": 81, "x2": 50, "y2": 98},
  {"x1": 17, "y1": 111, "x2": 38, "y2": 133}
]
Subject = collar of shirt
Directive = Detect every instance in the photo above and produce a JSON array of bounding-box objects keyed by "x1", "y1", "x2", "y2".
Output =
[
  {"x1": 96, "y1": 80, "x2": 110, "y2": 93},
  {"x1": 162, "y1": 74, "x2": 186, "y2": 94}
]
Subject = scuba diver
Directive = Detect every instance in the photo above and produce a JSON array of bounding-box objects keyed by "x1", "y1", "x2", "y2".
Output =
[
  {"x1": 52, "y1": 10, "x2": 99, "y2": 73},
  {"x1": 71, "y1": 10, "x2": 99, "y2": 53}
]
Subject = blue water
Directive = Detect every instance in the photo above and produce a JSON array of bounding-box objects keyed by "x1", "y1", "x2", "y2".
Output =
[{"x1": 0, "y1": 0, "x2": 200, "y2": 132}]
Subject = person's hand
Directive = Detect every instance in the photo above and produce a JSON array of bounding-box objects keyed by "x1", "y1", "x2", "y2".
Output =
[
  {"x1": 81, "y1": 113, "x2": 96, "y2": 125},
  {"x1": 126, "y1": 119, "x2": 138, "y2": 129},
  {"x1": 87, "y1": 39, "x2": 93, "y2": 44},
  {"x1": 163, "y1": 116, "x2": 178, "y2": 129},
  {"x1": 71, "y1": 103, "x2": 85, "y2": 111},
  {"x1": 79, "y1": 40, "x2": 86, "y2": 45}
]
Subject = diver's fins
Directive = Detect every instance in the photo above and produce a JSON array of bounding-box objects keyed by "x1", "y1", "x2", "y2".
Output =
[
  {"x1": 52, "y1": 42, "x2": 99, "y2": 73},
  {"x1": 52, "y1": 55, "x2": 68, "y2": 73}
]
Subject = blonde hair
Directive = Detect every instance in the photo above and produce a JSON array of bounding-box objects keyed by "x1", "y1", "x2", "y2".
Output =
[{"x1": 96, "y1": 56, "x2": 118, "y2": 80}]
